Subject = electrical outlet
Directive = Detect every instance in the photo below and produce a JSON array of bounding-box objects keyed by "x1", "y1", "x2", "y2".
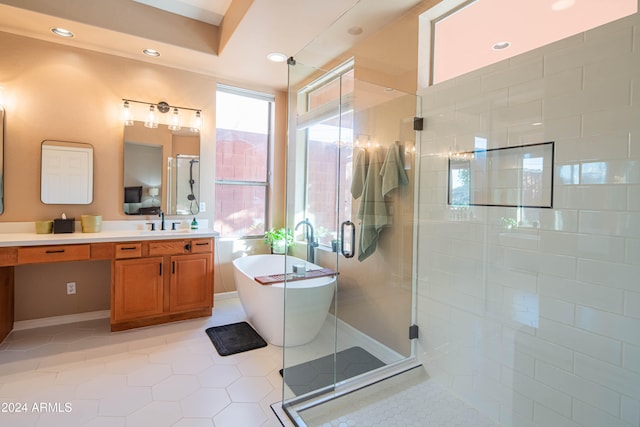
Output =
[
  {"x1": 199, "y1": 202, "x2": 206, "y2": 212},
  {"x1": 66, "y1": 282, "x2": 76, "y2": 295}
]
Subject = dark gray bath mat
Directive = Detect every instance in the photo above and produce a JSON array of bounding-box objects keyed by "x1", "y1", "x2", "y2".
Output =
[
  {"x1": 281, "y1": 346, "x2": 385, "y2": 396},
  {"x1": 205, "y1": 321, "x2": 267, "y2": 356}
]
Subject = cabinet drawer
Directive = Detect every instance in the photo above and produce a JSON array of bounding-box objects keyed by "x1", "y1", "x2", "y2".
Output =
[
  {"x1": 91, "y1": 242, "x2": 115, "y2": 260},
  {"x1": 148, "y1": 240, "x2": 188, "y2": 256},
  {"x1": 115, "y1": 243, "x2": 142, "y2": 259},
  {"x1": 190, "y1": 239, "x2": 213, "y2": 254},
  {"x1": 18, "y1": 244, "x2": 90, "y2": 264}
]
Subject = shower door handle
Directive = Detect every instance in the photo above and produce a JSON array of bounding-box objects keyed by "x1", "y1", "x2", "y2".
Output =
[{"x1": 340, "y1": 220, "x2": 355, "y2": 258}]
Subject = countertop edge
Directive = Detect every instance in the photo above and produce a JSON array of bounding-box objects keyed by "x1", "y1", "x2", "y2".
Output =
[{"x1": 0, "y1": 230, "x2": 219, "y2": 247}]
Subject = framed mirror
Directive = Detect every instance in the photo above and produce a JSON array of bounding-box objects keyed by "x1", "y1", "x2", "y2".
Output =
[
  {"x1": 0, "y1": 108, "x2": 4, "y2": 214},
  {"x1": 123, "y1": 121, "x2": 200, "y2": 215},
  {"x1": 41, "y1": 140, "x2": 94, "y2": 204}
]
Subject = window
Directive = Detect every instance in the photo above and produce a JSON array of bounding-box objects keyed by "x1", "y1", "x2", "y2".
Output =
[
  {"x1": 300, "y1": 62, "x2": 355, "y2": 247},
  {"x1": 214, "y1": 85, "x2": 273, "y2": 237},
  {"x1": 430, "y1": 0, "x2": 637, "y2": 84}
]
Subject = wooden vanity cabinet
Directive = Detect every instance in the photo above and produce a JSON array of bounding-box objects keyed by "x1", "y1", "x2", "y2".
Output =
[
  {"x1": 0, "y1": 236, "x2": 215, "y2": 343},
  {"x1": 111, "y1": 238, "x2": 213, "y2": 331},
  {"x1": 0, "y1": 248, "x2": 16, "y2": 342},
  {"x1": 169, "y1": 253, "x2": 211, "y2": 312},
  {"x1": 113, "y1": 256, "x2": 164, "y2": 322},
  {"x1": 0, "y1": 266, "x2": 13, "y2": 343}
]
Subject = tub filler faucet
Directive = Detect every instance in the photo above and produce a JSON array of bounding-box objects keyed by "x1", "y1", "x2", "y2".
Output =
[{"x1": 295, "y1": 218, "x2": 319, "y2": 264}]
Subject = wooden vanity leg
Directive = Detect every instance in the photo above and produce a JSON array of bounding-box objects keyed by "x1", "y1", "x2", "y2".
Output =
[{"x1": 0, "y1": 266, "x2": 14, "y2": 343}]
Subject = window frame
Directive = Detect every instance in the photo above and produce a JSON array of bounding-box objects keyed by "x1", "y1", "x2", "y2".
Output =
[
  {"x1": 298, "y1": 60, "x2": 355, "y2": 248},
  {"x1": 215, "y1": 84, "x2": 274, "y2": 238}
]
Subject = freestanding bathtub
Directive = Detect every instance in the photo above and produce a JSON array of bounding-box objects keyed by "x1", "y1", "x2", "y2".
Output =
[{"x1": 232, "y1": 254, "x2": 336, "y2": 346}]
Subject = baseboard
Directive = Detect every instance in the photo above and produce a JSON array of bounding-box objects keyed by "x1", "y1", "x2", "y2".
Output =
[
  {"x1": 12, "y1": 293, "x2": 238, "y2": 331},
  {"x1": 12, "y1": 310, "x2": 111, "y2": 331}
]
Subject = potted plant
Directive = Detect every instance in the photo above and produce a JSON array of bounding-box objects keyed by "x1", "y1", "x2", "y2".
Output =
[{"x1": 264, "y1": 228, "x2": 294, "y2": 254}]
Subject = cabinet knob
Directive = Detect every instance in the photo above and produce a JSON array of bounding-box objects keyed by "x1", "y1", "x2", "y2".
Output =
[{"x1": 184, "y1": 243, "x2": 191, "y2": 251}]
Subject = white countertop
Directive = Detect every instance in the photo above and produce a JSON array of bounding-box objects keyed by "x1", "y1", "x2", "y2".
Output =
[{"x1": 0, "y1": 220, "x2": 219, "y2": 247}]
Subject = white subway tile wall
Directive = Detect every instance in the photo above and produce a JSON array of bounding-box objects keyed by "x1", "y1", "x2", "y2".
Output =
[{"x1": 417, "y1": 11, "x2": 640, "y2": 427}]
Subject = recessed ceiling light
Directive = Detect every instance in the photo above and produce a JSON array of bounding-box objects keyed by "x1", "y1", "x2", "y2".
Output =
[
  {"x1": 347, "y1": 26, "x2": 363, "y2": 36},
  {"x1": 267, "y1": 52, "x2": 287, "y2": 63},
  {"x1": 142, "y1": 48, "x2": 160, "y2": 57},
  {"x1": 492, "y1": 41, "x2": 511, "y2": 51},
  {"x1": 551, "y1": 0, "x2": 575, "y2": 11},
  {"x1": 51, "y1": 27, "x2": 74, "y2": 38}
]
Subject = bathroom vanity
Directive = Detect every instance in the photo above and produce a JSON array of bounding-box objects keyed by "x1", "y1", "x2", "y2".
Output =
[{"x1": 0, "y1": 228, "x2": 217, "y2": 343}]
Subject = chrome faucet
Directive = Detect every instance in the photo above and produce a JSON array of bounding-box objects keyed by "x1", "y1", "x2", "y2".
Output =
[
  {"x1": 295, "y1": 218, "x2": 318, "y2": 264},
  {"x1": 158, "y1": 209, "x2": 165, "y2": 231}
]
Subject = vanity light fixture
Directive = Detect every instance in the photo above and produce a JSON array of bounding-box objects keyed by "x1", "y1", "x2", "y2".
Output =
[
  {"x1": 142, "y1": 48, "x2": 160, "y2": 57},
  {"x1": 190, "y1": 111, "x2": 202, "y2": 133},
  {"x1": 51, "y1": 27, "x2": 74, "y2": 38},
  {"x1": 144, "y1": 104, "x2": 158, "y2": 128},
  {"x1": 121, "y1": 99, "x2": 202, "y2": 132},
  {"x1": 122, "y1": 100, "x2": 134, "y2": 126},
  {"x1": 168, "y1": 108, "x2": 181, "y2": 131}
]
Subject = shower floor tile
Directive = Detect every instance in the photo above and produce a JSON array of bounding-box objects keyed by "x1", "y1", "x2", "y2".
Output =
[{"x1": 299, "y1": 367, "x2": 500, "y2": 427}]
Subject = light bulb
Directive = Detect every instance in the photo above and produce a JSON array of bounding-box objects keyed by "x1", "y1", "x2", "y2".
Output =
[
  {"x1": 190, "y1": 111, "x2": 202, "y2": 133},
  {"x1": 122, "y1": 100, "x2": 133, "y2": 126},
  {"x1": 144, "y1": 105, "x2": 158, "y2": 128},
  {"x1": 168, "y1": 108, "x2": 181, "y2": 131}
]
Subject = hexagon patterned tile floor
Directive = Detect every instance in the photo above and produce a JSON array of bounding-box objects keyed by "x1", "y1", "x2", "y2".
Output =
[
  {"x1": 299, "y1": 366, "x2": 499, "y2": 427},
  {"x1": 0, "y1": 297, "x2": 283, "y2": 427},
  {"x1": 0, "y1": 296, "x2": 499, "y2": 427}
]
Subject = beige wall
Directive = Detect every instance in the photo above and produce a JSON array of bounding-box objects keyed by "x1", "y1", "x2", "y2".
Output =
[
  {"x1": 0, "y1": 31, "x2": 286, "y2": 320},
  {"x1": 314, "y1": 0, "x2": 441, "y2": 93}
]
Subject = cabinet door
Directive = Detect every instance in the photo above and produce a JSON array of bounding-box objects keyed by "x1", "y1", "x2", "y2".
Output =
[
  {"x1": 0, "y1": 267, "x2": 14, "y2": 343},
  {"x1": 169, "y1": 254, "x2": 212, "y2": 313},
  {"x1": 113, "y1": 257, "x2": 164, "y2": 322}
]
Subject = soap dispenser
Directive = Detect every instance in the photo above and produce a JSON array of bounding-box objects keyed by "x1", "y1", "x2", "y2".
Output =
[{"x1": 190, "y1": 217, "x2": 198, "y2": 230}]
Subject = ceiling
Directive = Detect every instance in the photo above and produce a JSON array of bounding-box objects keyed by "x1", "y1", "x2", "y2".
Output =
[
  {"x1": 131, "y1": 0, "x2": 232, "y2": 26},
  {"x1": 0, "y1": 0, "x2": 426, "y2": 91},
  {"x1": 3, "y1": 0, "x2": 631, "y2": 93}
]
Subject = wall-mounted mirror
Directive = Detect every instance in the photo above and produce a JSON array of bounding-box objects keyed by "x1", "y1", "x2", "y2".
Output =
[
  {"x1": 123, "y1": 121, "x2": 200, "y2": 215},
  {"x1": 41, "y1": 140, "x2": 94, "y2": 204},
  {"x1": 0, "y1": 108, "x2": 4, "y2": 214}
]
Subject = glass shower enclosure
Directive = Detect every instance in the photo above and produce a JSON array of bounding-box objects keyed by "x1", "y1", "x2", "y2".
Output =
[
  {"x1": 167, "y1": 154, "x2": 200, "y2": 216},
  {"x1": 281, "y1": 58, "x2": 421, "y2": 423}
]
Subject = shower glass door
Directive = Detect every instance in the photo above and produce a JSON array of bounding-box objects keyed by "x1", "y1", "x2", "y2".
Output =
[
  {"x1": 282, "y1": 58, "x2": 420, "y2": 420},
  {"x1": 167, "y1": 154, "x2": 200, "y2": 215}
]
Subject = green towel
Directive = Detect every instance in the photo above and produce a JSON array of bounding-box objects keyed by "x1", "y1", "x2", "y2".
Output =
[
  {"x1": 381, "y1": 143, "x2": 409, "y2": 197},
  {"x1": 351, "y1": 147, "x2": 367, "y2": 199},
  {"x1": 357, "y1": 148, "x2": 389, "y2": 261}
]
